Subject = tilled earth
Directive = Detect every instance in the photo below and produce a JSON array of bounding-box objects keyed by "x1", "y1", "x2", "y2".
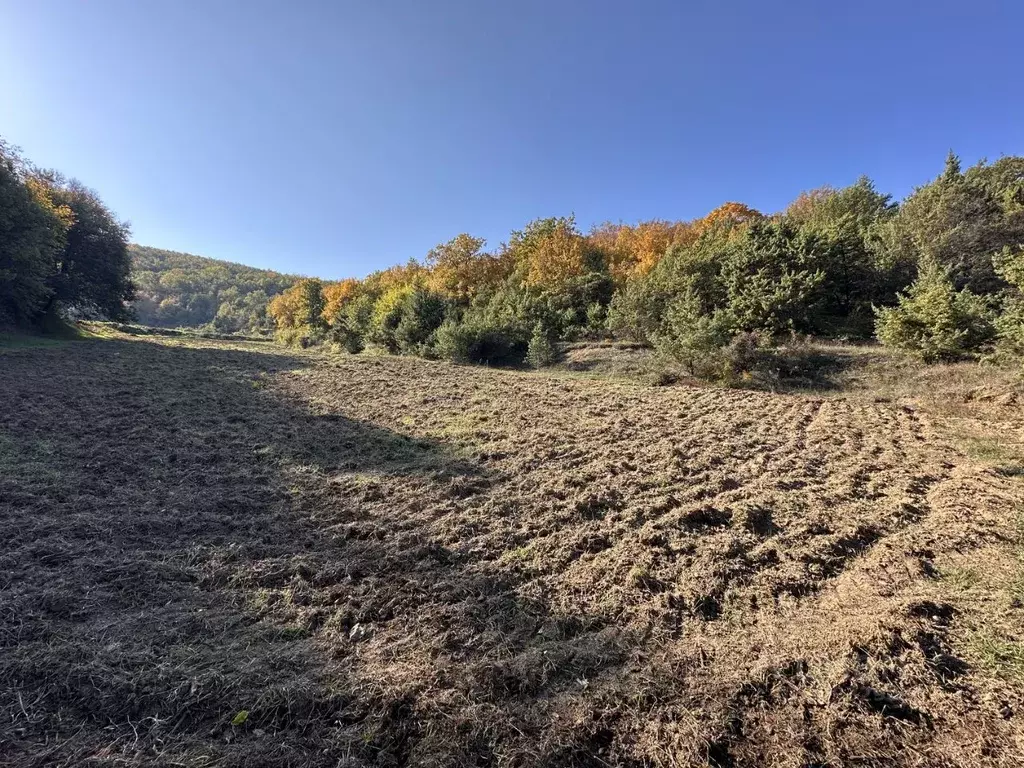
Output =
[{"x1": 1, "y1": 334, "x2": 1022, "y2": 767}]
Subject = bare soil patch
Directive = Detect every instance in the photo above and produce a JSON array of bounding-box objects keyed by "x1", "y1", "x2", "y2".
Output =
[{"x1": 1, "y1": 334, "x2": 1022, "y2": 766}]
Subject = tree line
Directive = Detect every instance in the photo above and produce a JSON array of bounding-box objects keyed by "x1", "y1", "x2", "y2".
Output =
[
  {"x1": 269, "y1": 153, "x2": 1024, "y2": 373},
  {"x1": 4, "y1": 136, "x2": 1021, "y2": 369},
  {"x1": 0, "y1": 140, "x2": 133, "y2": 328}
]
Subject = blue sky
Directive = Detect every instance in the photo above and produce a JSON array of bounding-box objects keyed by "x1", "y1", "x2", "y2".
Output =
[{"x1": 3, "y1": 1, "x2": 1022, "y2": 279}]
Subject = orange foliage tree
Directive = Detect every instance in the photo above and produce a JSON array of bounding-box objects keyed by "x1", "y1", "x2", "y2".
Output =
[
  {"x1": 589, "y1": 219, "x2": 696, "y2": 282},
  {"x1": 508, "y1": 216, "x2": 595, "y2": 288},
  {"x1": 424, "y1": 233, "x2": 511, "y2": 301},
  {"x1": 321, "y1": 278, "x2": 360, "y2": 324},
  {"x1": 268, "y1": 278, "x2": 325, "y2": 329},
  {"x1": 692, "y1": 201, "x2": 762, "y2": 237}
]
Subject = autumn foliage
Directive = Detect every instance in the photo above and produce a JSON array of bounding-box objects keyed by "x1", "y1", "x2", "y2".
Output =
[
  {"x1": 265, "y1": 154, "x2": 1024, "y2": 372},
  {"x1": 590, "y1": 220, "x2": 697, "y2": 282}
]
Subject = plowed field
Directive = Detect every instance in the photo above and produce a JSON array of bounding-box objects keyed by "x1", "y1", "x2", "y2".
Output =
[{"x1": 1, "y1": 333, "x2": 1022, "y2": 767}]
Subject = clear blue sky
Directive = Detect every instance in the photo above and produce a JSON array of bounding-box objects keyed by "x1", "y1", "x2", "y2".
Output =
[{"x1": 3, "y1": 1, "x2": 1022, "y2": 279}]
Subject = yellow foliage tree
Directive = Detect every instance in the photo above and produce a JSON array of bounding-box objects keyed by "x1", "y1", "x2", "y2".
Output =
[
  {"x1": 589, "y1": 219, "x2": 696, "y2": 282},
  {"x1": 784, "y1": 186, "x2": 839, "y2": 224},
  {"x1": 425, "y1": 233, "x2": 511, "y2": 301},
  {"x1": 508, "y1": 216, "x2": 594, "y2": 288},
  {"x1": 268, "y1": 278, "x2": 325, "y2": 329},
  {"x1": 692, "y1": 202, "x2": 762, "y2": 237},
  {"x1": 362, "y1": 259, "x2": 426, "y2": 295},
  {"x1": 321, "y1": 278, "x2": 361, "y2": 325},
  {"x1": 25, "y1": 175, "x2": 76, "y2": 234}
]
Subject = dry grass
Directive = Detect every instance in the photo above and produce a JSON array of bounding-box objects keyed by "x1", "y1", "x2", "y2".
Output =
[{"x1": 1, "y1": 331, "x2": 1023, "y2": 766}]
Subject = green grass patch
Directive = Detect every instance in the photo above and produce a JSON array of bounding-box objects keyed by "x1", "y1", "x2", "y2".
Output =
[
  {"x1": 960, "y1": 436, "x2": 1021, "y2": 463},
  {"x1": 0, "y1": 431, "x2": 67, "y2": 486},
  {"x1": 500, "y1": 545, "x2": 534, "y2": 565},
  {"x1": 0, "y1": 331, "x2": 74, "y2": 350},
  {"x1": 969, "y1": 631, "x2": 1024, "y2": 684},
  {"x1": 940, "y1": 566, "x2": 983, "y2": 591}
]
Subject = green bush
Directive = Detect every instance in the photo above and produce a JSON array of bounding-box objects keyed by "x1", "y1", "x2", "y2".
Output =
[
  {"x1": 329, "y1": 292, "x2": 374, "y2": 352},
  {"x1": 584, "y1": 301, "x2": 607, "y2": 337},
  {"x1": 526, "y1": 323, "x2": 557, "y2": 368},
  {"x1": 720, "y1": 220, "x2": 827, "y2": 335},
  {"x1": 366, "y1": 285, "x2": 410, "y2": 353},
  {"x1": 275, "y1": 325, "x2": 325, "y2": 348},
  {"x1": 993, "y1": 247, "x2": 1024, "y2": 358},
  {"x1": 875, "y1": 264, "x2": 995, "y2": 362},
  {"x1": 608, "y1": 235, "x2": 727, "y2": 343},
  {"x1": 994, "y1": 298, "x2": 1024, "y2": 358},
  {"x1": 652, "y1": 290, "x2": 737, "y2": 380},
  {"x1": 606, "y1": 277, "x2": 659, "y2": 342},
  {"x1": 434, "y1": 317, "x2": 526, "y2": 365},
  {"x1": 395, "y1": 288, "x2": 446, "y2": 354}
]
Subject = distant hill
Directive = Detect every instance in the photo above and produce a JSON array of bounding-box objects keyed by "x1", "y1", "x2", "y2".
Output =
[{"x1": 130, "y1": 245, "x2": 299, "y2": 334}]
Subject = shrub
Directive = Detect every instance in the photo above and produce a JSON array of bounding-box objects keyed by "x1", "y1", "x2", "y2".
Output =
[
  {"x1": 323, "y1": 292, "x2": 373, "y2": 353},
  {"x1": 395, "y1": 288, "x2": 446, "y2": 355},
  {"x1": 875, "y1": 264, "x2": 995, "y2": 362},
  {"x1": 275, "y1": 325, "x2": 324, "y2": 348},
  {"x1": 994, "y1": 298, "x2": 1024, "y2": 358},
  {"x1": 433, "y1": 320, "x2": 472, "y2": 363},
  {"x1": 723, "y1": 331, "x2": 762, "y2": 373},
  {"x1": 993, "y1": 248, "x2": 1024, "y2": 359},
  {"x1": 434, "y1": 317, "x2": 526, "y2": 365},
  {"x1": 339, "y1": 328, "x2": 364, "y2": 353},
  {"x1": 607, "y1": 277, "x2": 659, "y2": 342},
  {"x1": 526, "y1": 324, "x2": 557, "y2": 368},
  {"x1": 719, "y1": 220, "x2": 828, "y2": 335},
  {"x1": 584, "y1": 302, "x2": 607, "y2": 337},
  {"x1": 366, "y1": 285, "x2": 410, "y2": 353},
  {"x1": 608, "y1": 235, "x2": 727, "y2": 343},
  {"x1": 652, "y1": 290, "x2": 737, "y2": 380}
]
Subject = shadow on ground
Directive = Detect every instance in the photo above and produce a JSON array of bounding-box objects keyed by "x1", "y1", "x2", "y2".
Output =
[{"x1": 0, "y1": 338, "x2": 634, "y2": 767}]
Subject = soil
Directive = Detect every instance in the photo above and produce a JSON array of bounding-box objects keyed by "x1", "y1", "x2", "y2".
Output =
[{"x1": 1, "y1": 332, "x2": 1022, "y2": 766}]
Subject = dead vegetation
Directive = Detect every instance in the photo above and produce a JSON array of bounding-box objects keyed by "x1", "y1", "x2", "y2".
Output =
[{"x1": 1, "y1": 331, "x2": 1022, "y2": 766}]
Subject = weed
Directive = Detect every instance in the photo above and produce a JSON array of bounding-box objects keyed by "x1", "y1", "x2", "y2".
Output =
[
  {"x1": 501, "y1": 546, "x2": 534, "y2": 564},
  {"x1": 940, "y1": 567, "x2": 982, "y2": 591}
]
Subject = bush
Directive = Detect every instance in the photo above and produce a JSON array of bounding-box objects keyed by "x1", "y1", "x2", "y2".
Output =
[
  {"x1": 395, "y1": 288, "x2": 446, "y2": 355},
  {"x1": 329, "y1": 292, "x2": 374, "y2": 352},
  {"x1": 584, "y1": 302, "x2": 607, "y2": 338},
  {"x1": 652, "y1": 290, "x2": 738, "y2": 380},
  {"x1": 366, "y1": 285, "x2": 410, "y2": 353},
  {"x1": 275, "y1": 325, "x2": 324, "y2": 348},
  {"x1": 720, "y1": 220, "x2": 828, "y2": 335},
  {"x1": 434, "y1": 317, "x2": 526, "y2": 365},
  {"x1": 608, "y1": 236, "x2": 726, "y2": 343},
  {"x1": 875, "y1": 264, "x2": 995, "y2": 362},
  {"x1": 338, "y1": 328, "x2": 365, "y2": 353},
  {"x1": 606, "y1": 278, "x2": 658, "y2": 342},
  {"x1": 994, "y1": 298, "x2": 1024, "y2": 358},
  {"x1": 526, "y1": 324, "x2": 557, "y2": 368}
]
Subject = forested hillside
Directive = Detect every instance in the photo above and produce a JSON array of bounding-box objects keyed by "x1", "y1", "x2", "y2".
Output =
[{"x1": 130, "y1": 245, "x2": 298, "y2": 334}]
